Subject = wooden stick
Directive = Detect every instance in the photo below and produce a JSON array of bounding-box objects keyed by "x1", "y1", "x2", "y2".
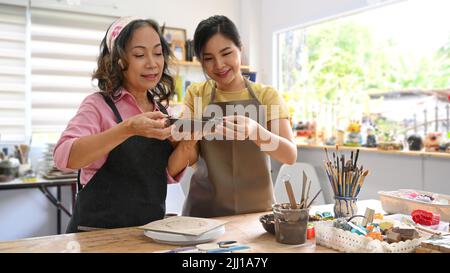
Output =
[
  {"x1": 284, "y1": 181, "x2": 297, "y2": 209},
  {"x1": 299, "y1": 199, "x2": 306, "y2": 209},
  {"x1": 305, "y1": 179, "x2": 312, "y2": 208},
  {"x1": 301, "y1": 171, "x2": 307, "y2": 205}
]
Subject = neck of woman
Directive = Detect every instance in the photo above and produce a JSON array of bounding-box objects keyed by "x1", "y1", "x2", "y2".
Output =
[
  {"x1": 128, "y1": 88, "x2": 154, "y2": 112},
  {"x1": 216, "y1": 74, "x2": 246, "y2": 92}
]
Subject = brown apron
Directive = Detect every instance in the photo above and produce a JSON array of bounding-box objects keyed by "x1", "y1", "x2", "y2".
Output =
[{"x1": 182, "y1": 80, "x2": 274, "y2": 217}]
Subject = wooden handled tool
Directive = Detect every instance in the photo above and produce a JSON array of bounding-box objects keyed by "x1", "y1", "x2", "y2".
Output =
[{"x1": 284, "y1": 180, "x2": 297, "y2": 209}]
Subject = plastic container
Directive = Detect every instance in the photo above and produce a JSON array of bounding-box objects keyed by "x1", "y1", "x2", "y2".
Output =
[
  {"x1": 315, "y1": 220, "x2": 428, "y2": 253},
  {"x1": 379, "y1": 189, "x2": 450, "y2": 222}
]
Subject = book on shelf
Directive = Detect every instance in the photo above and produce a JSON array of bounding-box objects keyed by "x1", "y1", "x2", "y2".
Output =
[{"x1": 185, "y1": 39, "x2": 195, "y2": 62}]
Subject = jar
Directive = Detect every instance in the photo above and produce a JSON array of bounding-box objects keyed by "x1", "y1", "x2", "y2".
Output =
[
  {"x1": 272, "y1": 203, "x2": 309, "y2": 245},
  {"x1": 0, "y1": 158, "x2": 20, "y2": 182},
  {"x1": 333, "y1": 196, "x2": 357, "y2": 218}
]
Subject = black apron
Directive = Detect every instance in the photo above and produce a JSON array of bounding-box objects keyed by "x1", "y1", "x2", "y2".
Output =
[{"x1": 66, "y1": 92, "x2": 173, "y2": 233}]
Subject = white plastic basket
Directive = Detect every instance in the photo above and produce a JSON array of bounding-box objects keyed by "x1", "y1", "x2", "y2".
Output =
[{"x1": 315, "y1": 220, "x2": 427, "y2": 253}]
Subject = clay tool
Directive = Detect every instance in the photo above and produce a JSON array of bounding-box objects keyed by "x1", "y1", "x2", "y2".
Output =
[
  {"x1": 218, "y1": 240, "x2": 238, "y2": 248},
  {"x1": 306, "y1": 189, "x2": 323, "y2": 208},
  {"x1": 362, "y1": 208, "x2": 375, "y2": 227},
  {"x1": 207, "y1": 245, "x2": 250, "y2": 253},
  {"x1": 284, "y1": 180, "x2": 298, "y2": 209},
  {"x1": 160, "y1": 246, "x2": 200, "y2": 253},
  {"x1": 304, "y1": 176, "x2": 312, "y2": 208},
  {"x1": 301, "y1": 171, "x2": 308, "y2": 206}
]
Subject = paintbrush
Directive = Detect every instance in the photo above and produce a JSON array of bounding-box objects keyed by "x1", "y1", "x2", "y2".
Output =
[
  {"x1": 324, "y1": 162, "x2": 337, "y2": 195},
  {"x1": 284, "y1": 180, "x2": 298, "y2": 209},
  {"x1": 351, "y1": 172, "x2": 364, "y2": 198},
  {"x1": 349, "y1": 168, "x2": 360, "y2": 198},
  {"x1": 324, "y1": 147, "x2": 331, "y2": 163},
  {"x1": 345, "y1": 160, "x2": 352, "y2": 197},
  {"x1": 353, "y1": 170, "x2": 369, "y2": 197},
  {"x1": 354, "y1": 149, "x2": 360, "y2": 169},
  {"x1": 350, "y1": 151, "x2": 354, "y2": 171}
]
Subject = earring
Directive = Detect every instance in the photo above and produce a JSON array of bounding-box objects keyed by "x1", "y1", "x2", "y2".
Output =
[{"x1": 118, "y1": 59, "x2": 124, "y2": 69}]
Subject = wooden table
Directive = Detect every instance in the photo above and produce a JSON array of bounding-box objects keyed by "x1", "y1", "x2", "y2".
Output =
[{"x1": 0, "y1": 200, "x2": 384, "y2": 253}]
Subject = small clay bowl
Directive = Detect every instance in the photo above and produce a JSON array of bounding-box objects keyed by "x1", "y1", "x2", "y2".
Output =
[{"x1": 259, "y1": 213, "x2": 275, "y2": 235}]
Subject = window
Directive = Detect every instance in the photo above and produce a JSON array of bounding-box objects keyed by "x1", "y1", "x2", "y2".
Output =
[
  {"x1": 0, "y1": 4, "x2": 27, "y2": 143},
  {"x1": 0, "y1": 2, "x2": 116, "y2": 144},
  {"x1": 277, "y1": 0, "x2": 450, "y2": 139},
  {"x1": 30, "y1": 8, "x2": 116, "y2": 143}
]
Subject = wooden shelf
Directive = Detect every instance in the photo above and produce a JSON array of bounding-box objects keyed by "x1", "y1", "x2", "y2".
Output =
[
  {"x1": 295, "y1": 140, "x2": 450, "y2": 159},
  {"x1": 174, "y1": 60, "x2": 201, "y2": 67},
  {"x1": 173, "y1": 60, "x2": 250, "y2": 70}
]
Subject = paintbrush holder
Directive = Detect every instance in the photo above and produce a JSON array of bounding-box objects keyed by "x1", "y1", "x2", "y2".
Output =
[
  {"x1": 272, "y1": 203, "x2": 309, "y2": 245},
  {"x1": 333, "y1": 196, "x2": 357, "y2": 218}
]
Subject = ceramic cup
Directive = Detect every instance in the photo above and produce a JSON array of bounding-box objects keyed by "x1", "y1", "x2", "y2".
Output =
[
  {"x1": 333, "y1": 196, "x2": 357, "y2": 218},
  {"x1": 272, "y1": 203, "x2": 309, "y2": 245}
]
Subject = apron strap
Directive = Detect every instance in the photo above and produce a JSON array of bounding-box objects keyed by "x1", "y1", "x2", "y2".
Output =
[
  {"x1": 244, "y1": 79, "x2": 258, "y2": 101},
  {"x1": 209, "y1": 81, "x2": 217, "y2": 103},
  {"x1": 75, "y1": 92, "x2": 168, "y2": 193},
  {"x1": 99, "y1": 92, "x2": 123, "y2": 123},
  {"x1": 77, "y1": 169, "x2": 82, "y2": 193},
  {"x1": 210, "y1": 78, "x2": 259, "y2": 103}
]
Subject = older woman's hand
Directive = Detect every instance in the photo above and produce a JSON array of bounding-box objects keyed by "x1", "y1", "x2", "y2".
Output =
[{"x1": 123, "y1": 111, "x2": 173, "y2": 140}]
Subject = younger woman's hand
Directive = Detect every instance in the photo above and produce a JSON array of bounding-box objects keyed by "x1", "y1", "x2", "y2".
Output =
[
  {"x1": 123, "y1": 111, "x2": 173, "y2": 140},
  {"x1": 216, "y1": 115, "x2": 260, "y2": 140}
]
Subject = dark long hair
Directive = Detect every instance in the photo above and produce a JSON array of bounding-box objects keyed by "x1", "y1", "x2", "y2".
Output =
[
  {"x1": 93, "y1": 19, "x2": 174, "y2": 104},
  {"x1": 193, "y1": 15, "x2": 242, "y2": 61}
]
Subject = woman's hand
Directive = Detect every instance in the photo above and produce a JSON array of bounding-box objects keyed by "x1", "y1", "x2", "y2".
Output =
[
  {"x1": 217, "y1": 115, "x2": 261, "y2": 140},
  {"x1": 123, "y1": 111, "x2": 173, "y2": 140}
]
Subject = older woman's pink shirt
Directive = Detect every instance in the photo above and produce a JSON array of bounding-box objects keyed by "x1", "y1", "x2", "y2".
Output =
[{"x1": 53, "y1": 88, "x2": 184, "y2": 185}]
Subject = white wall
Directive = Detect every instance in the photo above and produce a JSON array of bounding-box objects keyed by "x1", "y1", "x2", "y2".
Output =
[{"x1": 28, "y1": 0, "x2": 241, "y2": 41}]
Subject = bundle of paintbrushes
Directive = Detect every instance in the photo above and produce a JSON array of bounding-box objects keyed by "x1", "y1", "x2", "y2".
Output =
[{"x1": 323, "y1": 146, "x2": 369, "y2": 199}]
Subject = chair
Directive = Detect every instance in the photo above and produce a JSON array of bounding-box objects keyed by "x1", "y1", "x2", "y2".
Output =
[
  {"x1": 165, "y1": 166, "x2": 195, "y2": 215},
  {"x1": 165, "y1": 183, "x2": 185, "y2": 215},
  {"x1": 273, "y1": 162, "x2": 326, "y2": 206}
]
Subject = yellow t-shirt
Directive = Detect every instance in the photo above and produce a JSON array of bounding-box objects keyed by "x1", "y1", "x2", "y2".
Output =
[{"x1": 183, "y1": 80, "x2": 290, "y2": 124}]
